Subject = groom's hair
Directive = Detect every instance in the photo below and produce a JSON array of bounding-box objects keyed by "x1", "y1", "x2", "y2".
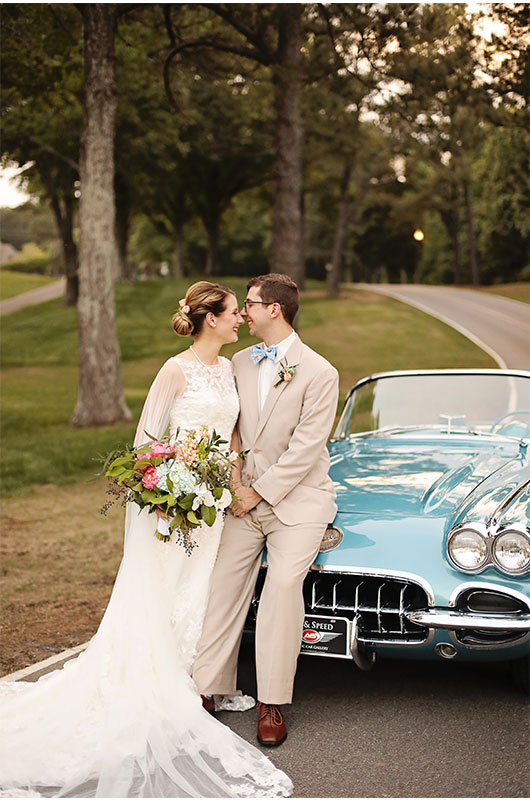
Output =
[{"x1": 247, "y1": 273, "x2": 299, "y2": 325}]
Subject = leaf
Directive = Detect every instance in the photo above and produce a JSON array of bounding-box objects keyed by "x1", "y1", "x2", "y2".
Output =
[
  {"x1": 213, "y1": 486, "x2": 223, "y2": 500},
  {"x1": 141, "y1": 489, "x2": 157, "y2": 503},
  {"x1": 179, "y1": 493, "x2": 195, "y2": 511},
  {"x1": 187, "y1": 510, "x2": 200, "y2": 525},
  {"x1": 166, "y1": 474, "x2": 174, "y2": 492},
  {"x1": 200, "y1": 504, "x2": 216, "y2": 527}
]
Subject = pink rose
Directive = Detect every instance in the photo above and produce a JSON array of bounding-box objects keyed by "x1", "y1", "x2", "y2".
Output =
[
  {"x1": 135, "y1": 453, "x2": 152, "y2": 472},
  {"x1": 151, "y1": 442, "x2": 175, "y2": 457},
  {"x1": 283, "y1": 372, "x2": 292, "y2": 382},
  {"x1": 141, "y1": 466, "x2": 159, "y2": 489}
]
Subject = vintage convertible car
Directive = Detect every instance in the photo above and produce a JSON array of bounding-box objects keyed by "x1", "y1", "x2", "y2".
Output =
[{"x1": 248, "y1": 369, "x2": 530, "y2": 692}]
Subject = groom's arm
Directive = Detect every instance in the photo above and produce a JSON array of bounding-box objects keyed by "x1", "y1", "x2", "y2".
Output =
[{"x1": 251, "y1": 364, "x2": 339, "y2": 508}]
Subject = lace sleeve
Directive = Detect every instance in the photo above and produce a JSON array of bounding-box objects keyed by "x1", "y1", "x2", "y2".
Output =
[{"x1": 133, "y1": 358, "x2": 185, "y2": 447}]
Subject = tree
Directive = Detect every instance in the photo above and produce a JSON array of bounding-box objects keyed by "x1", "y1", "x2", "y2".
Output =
[
  {"x1": 71, "y1": 4, "x2": 131, "y2": 427},
  {"x1": 0, "y1": 4, "x2": 83, "y2": 304}
]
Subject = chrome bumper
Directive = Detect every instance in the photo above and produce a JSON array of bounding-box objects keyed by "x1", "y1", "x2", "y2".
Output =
[{"x1": 406, "y1": 609, "x2": 530, "y2": 632}]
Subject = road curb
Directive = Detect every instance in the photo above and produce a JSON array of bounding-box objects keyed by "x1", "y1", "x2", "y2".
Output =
[{"x1": 1, "y1": 642, "x2": 88, "y2": 683}]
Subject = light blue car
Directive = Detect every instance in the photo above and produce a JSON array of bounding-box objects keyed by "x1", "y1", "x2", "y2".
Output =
[{"x1": 250, "y1": 370, "x2": 530, "y2": 692}]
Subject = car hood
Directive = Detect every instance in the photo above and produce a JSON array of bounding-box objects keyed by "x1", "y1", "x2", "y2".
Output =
[{"x1": 328, "y1": 436, "x2": 530, "y2": 530}]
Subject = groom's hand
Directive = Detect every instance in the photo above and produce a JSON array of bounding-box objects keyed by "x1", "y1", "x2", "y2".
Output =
[{"x1": 230, "y1": 486, "x2": 262, "y2": 517}]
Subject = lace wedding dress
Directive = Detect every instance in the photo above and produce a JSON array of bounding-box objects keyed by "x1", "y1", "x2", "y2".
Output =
[{"x1": 0, "y1": 356, "x2": 292, "y2": 798}]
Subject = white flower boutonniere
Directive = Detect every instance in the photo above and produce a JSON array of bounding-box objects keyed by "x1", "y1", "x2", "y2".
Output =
[{"x1": 274, "y1": 358, "x2": 298, "y2": 388}]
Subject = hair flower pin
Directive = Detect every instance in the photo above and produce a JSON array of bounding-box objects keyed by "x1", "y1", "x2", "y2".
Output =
[
  {"x1": 274, "y1": 358, "x2": 297, "y2": 388},
  {"x1": 179, "y1": 299, "x2": 190, "y2": 314}
]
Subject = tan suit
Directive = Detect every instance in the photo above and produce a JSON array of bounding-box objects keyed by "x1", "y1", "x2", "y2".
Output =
[{"x1": 193, "y1": 336, "x2": 338, "y2": 704}]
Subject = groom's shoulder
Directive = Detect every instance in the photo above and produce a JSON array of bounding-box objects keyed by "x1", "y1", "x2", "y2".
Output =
[{"x1": 231, "y1": 347, "x2": 252, "y2": 369}]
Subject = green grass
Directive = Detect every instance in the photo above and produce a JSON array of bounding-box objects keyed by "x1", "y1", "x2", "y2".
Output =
[
  {"x1": 0, "y1": 278, "x2": 496, "y2": 496},
  {"x1": 479, "y1": 282, "x2": 529, "y2": 304},
  {"x1": 0, "y1": 270, "x2": 55, "y2": 301}
]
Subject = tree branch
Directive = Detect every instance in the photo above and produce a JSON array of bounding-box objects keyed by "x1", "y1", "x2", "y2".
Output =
[{"x1": 201, "y1": 4, "x2": 274, "y2": 64}]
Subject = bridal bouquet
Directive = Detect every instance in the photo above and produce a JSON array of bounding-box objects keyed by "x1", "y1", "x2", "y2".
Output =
[{"x1": 101, "y1": 426, "x2": 234, "y2": 555}]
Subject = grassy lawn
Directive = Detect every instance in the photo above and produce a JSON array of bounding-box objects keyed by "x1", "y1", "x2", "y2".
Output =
[
  {"x1": 478, "y1": 282, "x2": 529, "y2": 304},
  {"x1": 0, "y1": 277, "x2": 498, "y2": 674},
  {"x1": 0, "y1": 269, "x2": 56, "y2": 301}
]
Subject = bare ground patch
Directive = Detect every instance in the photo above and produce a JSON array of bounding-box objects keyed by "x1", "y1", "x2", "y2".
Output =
[{"x1": 0, "y1": 480, "x2": 124, "y2": 675}]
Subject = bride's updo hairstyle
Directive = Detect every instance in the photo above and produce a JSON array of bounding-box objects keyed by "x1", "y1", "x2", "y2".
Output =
[{"x1": 172, "y1": 281, "x2": 236, "y2": 337}]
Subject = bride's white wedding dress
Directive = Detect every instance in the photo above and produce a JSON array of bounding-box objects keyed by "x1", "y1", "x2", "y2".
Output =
[{"x1": 0, "y1": 356, "x2": 292, "y2": 798}]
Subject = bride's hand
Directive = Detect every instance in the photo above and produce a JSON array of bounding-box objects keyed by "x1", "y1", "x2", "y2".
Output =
[{"x1": 155, "y1": 508, "x2": 169, "y2": 521}]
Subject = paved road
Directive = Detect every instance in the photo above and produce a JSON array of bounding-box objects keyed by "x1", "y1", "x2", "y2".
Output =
[
  {"x1": 356, "y1": 284, "x2": 529, "y2": 370},
  {"x1": 223, "y1": 644, "x2": 529, "y2": 798},
  {"x1": 8, "y1": 642, "x2": 529, "y2": 797},
  {"x1": 0, "y1": 278, "x2": 65, "y2": 316}
]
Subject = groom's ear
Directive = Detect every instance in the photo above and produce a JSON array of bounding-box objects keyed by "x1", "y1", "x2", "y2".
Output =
[{"x1": 269, "y1": 302, "x2": 282, "y2": 320}]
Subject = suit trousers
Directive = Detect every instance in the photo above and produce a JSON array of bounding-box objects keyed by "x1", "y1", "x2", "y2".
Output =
[{"x1": 193, "y1": 501, "x2": 327, "y2": 705}]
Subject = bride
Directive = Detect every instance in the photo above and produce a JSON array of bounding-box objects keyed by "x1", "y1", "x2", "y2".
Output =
[{"x1": 0, "y1": 281, "x2": 293, "y2": 798}]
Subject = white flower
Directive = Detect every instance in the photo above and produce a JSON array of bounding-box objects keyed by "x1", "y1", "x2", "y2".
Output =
[
  {"x1": 229, "y1": 450, "x2": 239, "y2": 463},
  {"x1": 214, "y1": 488, "x2": 232, "y2": 511},
  {"x1": 192, "y1": 483, "x2": 215, "y2": 510}
]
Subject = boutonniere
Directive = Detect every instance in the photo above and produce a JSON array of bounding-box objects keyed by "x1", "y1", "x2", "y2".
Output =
[{"x1": 274, "y1": 358, "x2": 298, "y2": 388}]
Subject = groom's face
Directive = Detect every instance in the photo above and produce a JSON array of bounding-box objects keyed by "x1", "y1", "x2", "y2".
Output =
[{"x1": 241, "y1": 287, "x2": 271, "y2": 339}]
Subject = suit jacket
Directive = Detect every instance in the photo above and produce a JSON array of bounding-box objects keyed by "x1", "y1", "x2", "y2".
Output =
[{"x1": 233, "y1": 336, "x2": 339, "y2": 526}]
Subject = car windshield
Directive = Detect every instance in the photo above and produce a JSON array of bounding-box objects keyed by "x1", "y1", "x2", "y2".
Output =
[{"x1": 335, "y1": 373, "x2": 530, "y2": 438}]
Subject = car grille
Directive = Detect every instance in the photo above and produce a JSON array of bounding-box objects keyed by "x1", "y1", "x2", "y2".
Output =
[{"x1": 248, "y1": 568, "x2": 430, "y2": 645}]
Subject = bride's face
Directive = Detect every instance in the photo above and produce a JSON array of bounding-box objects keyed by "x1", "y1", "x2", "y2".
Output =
[{"x1": 213, "y1": 295, "x2": 244, "y2": 343}]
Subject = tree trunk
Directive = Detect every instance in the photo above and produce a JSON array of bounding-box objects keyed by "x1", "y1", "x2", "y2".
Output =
[
  {"x1": 204, "y1": 218, "x2": 218, "y2": 277},
  {"x1": 440, "y1": 208, "x2": 461, "y2": 286},
  {"x1": 71, "y1": 4, "x2": 131, "y2": 427},
  {"x1": 269, "y1": 5, "x2": 304, "y2": 287},
  {"x1": 49, "y1": 189, "x2": 79, "y2": 306},
  {"x1": 463, "y1": 178, "x2": 480, "y2": 286},
  {"x1": 328, "y1": 160, "x2": 352, "y2": 296},
  {"x1": 172, "y1": 220, "x2": 184, "y2": 279}
]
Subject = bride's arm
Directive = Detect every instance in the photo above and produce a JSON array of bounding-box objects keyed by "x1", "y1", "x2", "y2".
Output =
[
  {"x1": 229, "y1": 427, "x2": 243, "y2": 491},
  {"x1": 133, "y1": 359, "x2": 185, "y2": 447}
]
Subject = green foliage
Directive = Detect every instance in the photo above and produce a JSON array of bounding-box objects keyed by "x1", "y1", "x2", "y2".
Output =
[
  {"x1": 474, "y1": 126, "x2": 530, "y2": 283},
  {"x1": 1, "y1": 242, "x2": 59, "y2": 276}
]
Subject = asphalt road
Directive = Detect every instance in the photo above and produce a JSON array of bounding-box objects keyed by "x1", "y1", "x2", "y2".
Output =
[
  {"x1": 11, "y1": 640, "x2": 529, "y2": 797},
  {"x1": 219, "y1": 642, "x2": 529, "y2": 798},
  {"x1": 356, "y1": 284, "x2": 529, "y2": 370}
]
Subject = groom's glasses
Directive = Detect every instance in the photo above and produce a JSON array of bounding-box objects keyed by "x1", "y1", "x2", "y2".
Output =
[{"x1": 243, "y1": 300, "x2": 273, "y2": 310}]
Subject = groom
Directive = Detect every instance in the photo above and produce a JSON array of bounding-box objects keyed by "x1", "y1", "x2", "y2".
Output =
[{"x1": 193, "y1": 273, "x2": 338, "y2": 745}]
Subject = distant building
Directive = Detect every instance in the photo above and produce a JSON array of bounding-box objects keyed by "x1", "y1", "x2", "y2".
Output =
[{"x1": 0, "y1": 241, "x2": 20, "y2": 265}]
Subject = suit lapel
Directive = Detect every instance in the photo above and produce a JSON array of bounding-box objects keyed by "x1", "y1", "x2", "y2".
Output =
[{"x1": 254, "y1": 338, "x2": 303, "y2": 441}]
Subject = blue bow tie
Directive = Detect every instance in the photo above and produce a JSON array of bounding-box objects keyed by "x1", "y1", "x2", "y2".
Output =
[{"x1": 251, "y1": 343, "x2": 278, "y2": 365}]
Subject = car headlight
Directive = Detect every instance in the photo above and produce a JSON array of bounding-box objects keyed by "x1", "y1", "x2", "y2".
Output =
[
  {"x1": 492, "y1": 529, "x2": 530, "y2": 575},
  {"x1": 448, "y1": 527, "x2": 489, "y2": 571}
]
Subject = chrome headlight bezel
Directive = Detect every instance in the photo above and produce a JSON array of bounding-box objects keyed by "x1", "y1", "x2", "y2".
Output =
[
  {"x1": 492, "y1": 524, "x2": 530, "y2": 576},
  {"x1": 447, "y1": 524, "x2": 490, "y2": 574},
  {"x1": 447, "y1": 521, "x2": 530, "y2": 576}
]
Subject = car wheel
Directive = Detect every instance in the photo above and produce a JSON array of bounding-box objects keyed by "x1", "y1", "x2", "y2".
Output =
[{"x1": 510, "y1": 656, "x2": 529, "y2": 694}]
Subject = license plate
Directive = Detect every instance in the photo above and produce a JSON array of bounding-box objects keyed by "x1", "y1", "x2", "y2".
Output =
[{"x1": 301, "y1": 615, "x2": 350, "y2": 657}]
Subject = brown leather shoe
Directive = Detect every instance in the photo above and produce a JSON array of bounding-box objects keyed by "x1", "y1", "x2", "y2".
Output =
[
  {"x1": 257, "y1": 702, "x2": 287, "y2": 746},
  {"x1": 201, "y1": 694, "x2": 215, "y2": 715}
]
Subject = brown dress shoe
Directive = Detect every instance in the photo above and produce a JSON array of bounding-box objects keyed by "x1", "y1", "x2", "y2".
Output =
[
  {"x1": 201, "y1": 694, "x2": 216, "y2": 715},
  {"x1": 257, "y1": 702, "x2": 287, "y2": 746}
]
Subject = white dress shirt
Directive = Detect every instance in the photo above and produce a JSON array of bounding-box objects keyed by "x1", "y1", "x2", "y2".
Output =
[{"x1": 257, "y1": 330, "x2": 298, "y2": 414}]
